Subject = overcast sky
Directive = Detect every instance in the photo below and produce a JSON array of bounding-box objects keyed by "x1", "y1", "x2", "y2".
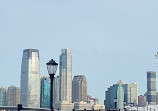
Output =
[{"x1": 1, "y1": 0, "x2": 158, "y2": 104}]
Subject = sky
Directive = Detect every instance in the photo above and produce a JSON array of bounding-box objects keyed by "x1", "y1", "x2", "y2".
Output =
[{"x1": 1, "y1": 0, "x2": 158, "y2": 104}]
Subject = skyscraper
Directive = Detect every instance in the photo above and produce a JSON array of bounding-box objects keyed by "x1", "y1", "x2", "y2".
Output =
[
  {"x1": 8, "y1": 86, "x2": 20, "y2": 106},
  {"x1": 53, "y1": 76, "x2": 60, "y2": 103},
  {"x1": 123, "y1": 82, "x2": 138, "y2": 106},
  {"x1": 0, "y1": 87, "x2": 8, "y2": 106},
  {"x1": 40, "y1": 76, "x2": 60, "y2": 108},
  {"x1": 104, "y1": 81, "x2": 123, "y2": 110},
  {"x1": 20, "y1": 49, "x2": 40, "y2": 108},
  {"x1": 72, "y1": 75, "x2": 87, "y2": 102},
  {"x1": 117, "y1": 83, "x2": 124, "y2": 110},
  {"x1": 40, "y1": 76, "x2": 50, "y2": 108},
  {"x1": 147, "y1": 71, "x2": 156, "y2": 105},
  {"x1": 59, "y1": 48, "x2": 72, "y2": 103}
]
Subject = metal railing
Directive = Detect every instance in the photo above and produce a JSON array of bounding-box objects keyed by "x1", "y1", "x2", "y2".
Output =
[
  {"x1": 0, "y1": 104, "x2": 104, "y2": 111},
  {"x1": 0, "y1": 104, "x2": 51, "y2": 111}
]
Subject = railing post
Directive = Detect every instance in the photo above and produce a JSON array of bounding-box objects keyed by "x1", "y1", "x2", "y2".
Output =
[{"x1": 17, "y1": 104, "x2": 22, "y2": 111}]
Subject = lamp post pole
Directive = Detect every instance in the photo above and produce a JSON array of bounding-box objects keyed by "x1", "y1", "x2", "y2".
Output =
[
  {"x1": 123, "y1": 101, "x2": 126, "y2": 111},
  {"x1": 50, "y1": 74, "x2": 55, "y2": 111},
  {"x1": 47, "y1": 59, "x2": 58, "y2": 111},
  {"x1": 114, "y1": 98, "x2": 117, "y2": 111},
  {"x1": 137, "y1": 105, "x2": 138, "y2": 111},
  {"x1": 130, "y1": 103, "x2": 134, "y2": 111}
]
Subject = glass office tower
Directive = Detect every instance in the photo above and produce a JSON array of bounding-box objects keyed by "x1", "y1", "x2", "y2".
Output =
[
  {"x1": 105, "y1": 80, "x2": 138, "y2": 110},
  {"x1": 59, "y1": 48, "x2": 72, "y2": 103},
  {"x1": 117, "y1": 84, "x2": 124, "y2": 110},
  {"x1": 0, "y1": 87, "x2": 8, "y2": 106},
  {"x1": 20, "y1": 49, "x2": 40, "y2": 108},
  {"x1": 40, "y1": 76, "x2": 50, "y2": 108}
]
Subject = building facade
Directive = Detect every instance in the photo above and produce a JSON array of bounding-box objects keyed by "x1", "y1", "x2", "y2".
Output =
[
  {"x1": 147, "y1": 71, "x2": 156, "y2": 105},
  {"x1": 53, "y1": 76, "x2": 60, "y2": 103},
  {"x1": 8, "y1": 86, "x2": 20, "y2": 106},
  {"x1": 20, "y1": 49, "x2": 40, "y2": 108},
  {"x1": 156, "y1": 92, "x2": 158, "y2": 105},
  {"x1": 138, "y1": 95, "x2": 145, "y2": 107},
  {"x1": 59, "y1": 48, "x2": 72, "y2": 103},
  {"x1": 117, "y1": 84, "x2": 124, "y2": 110},
  {"x1": 104, "y1": 80, "x2": 138, "y2": 110},
  {"x1": 0, "y1": 87, "x2": 8, "y2": 106},
  {"x1": 40, "y1": 76, "x2": 50, "y2": 108},
  {"x1": 72, "y1": 75, "x2": 87, "y2": 102},
  {"x1": 105, "y1": 84, "x2": 119, "y2": 110},
  {"x1": 123, "y1": 82, "x2": 138, "y2": 106}
]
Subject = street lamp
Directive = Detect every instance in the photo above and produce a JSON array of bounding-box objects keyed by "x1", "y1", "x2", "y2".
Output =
[
  {"x1": 123, "y1": 101, "x2": 126, "y2": 110},
  {"x1": 47, "y1": 59, "x2": 58, "y2": 111},
  {"x1": 130, "y1": 103, "x2": 134, "y2": 111},
  {"x1": 114, "y1": 98, "x2": 117, "y2": 110},
  {"x1": 136, "y1": 105, "x2": 138, "y2": 111}
]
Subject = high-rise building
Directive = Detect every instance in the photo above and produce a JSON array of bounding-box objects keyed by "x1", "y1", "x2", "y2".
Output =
[
  {"x1": 143, "y1": 92, "x2": 148, "y2": 106},
  {"x1": 123, "y1": 82, "x2": 138, "y2": 106},
  {"x1": 20, "y1": 49, "x2": 40, "y2": 108},
  {"x1": 40, "y1": 76, "x2": 50, "y2": 108},
  {"x1": 72, "y1": 75, "x2": 87, "y2": 102},
  {"x1": 156, "y1": 92, "x2": 158, "y2": 105},
  {"x1": 0, "y1": 87, "x2": 8, "y2": 106},
  {"x1": 59, "y1": 48, "x2": 72, "y2": 103},
  {"x1": 138, "y1": 95, "x2": 145, "y2": 107},
  {"x1": 104, "y1": 81, "x2": 124, "y2": 110},
  {"x1": 8, "y1": 86, "x2": 20, "y2": 106},
  {"x1": 104, "y1": 80, "x2": 138, "y2": 110},
  {"x1": 53, "y1": 76, "x2": 60, "y2": 103},
  {"x1": 117, "y1": 83, "x2": 124, "y2": 110},
  {"x1": 147, "y1": 71, "x2": 156, "y2": 105},
  {"x1": 40, "y1": 75, "x2": 60, "y2": 108}
]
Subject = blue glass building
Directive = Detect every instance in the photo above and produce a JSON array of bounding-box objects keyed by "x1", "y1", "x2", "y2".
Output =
[{"x1": 40, "y1": 76, "x2": 50, "y2": 108}]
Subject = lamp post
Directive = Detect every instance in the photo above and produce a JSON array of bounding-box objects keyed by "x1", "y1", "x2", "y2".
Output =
[
  {"x1": 114, "y1": 98, "x2": 117, "y2": 111},
  {"x1": 123, "y1": 101, "x2": 126, "y2": 111},
  {"x1": 47, "y1": 59, "x2": 58, "y2": 111},
  {"x1": 136, "y1": 105, "x2": 138, "y2": 111},
  {"x1": 130, "y1": 103, "x2": 134, "y2": 111}
]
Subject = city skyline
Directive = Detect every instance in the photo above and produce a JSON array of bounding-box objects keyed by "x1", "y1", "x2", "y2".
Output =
[
  {"x1": 0, "y1": 48, "x2": 157, "y2": 105},
  {"x1": 1, "y1": 0, "x2": 158, "y2": 105}
]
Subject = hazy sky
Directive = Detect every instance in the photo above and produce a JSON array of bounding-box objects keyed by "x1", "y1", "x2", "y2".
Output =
[{"x1": 1, "y1": 0, "x2": 158, "y2": 104}]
